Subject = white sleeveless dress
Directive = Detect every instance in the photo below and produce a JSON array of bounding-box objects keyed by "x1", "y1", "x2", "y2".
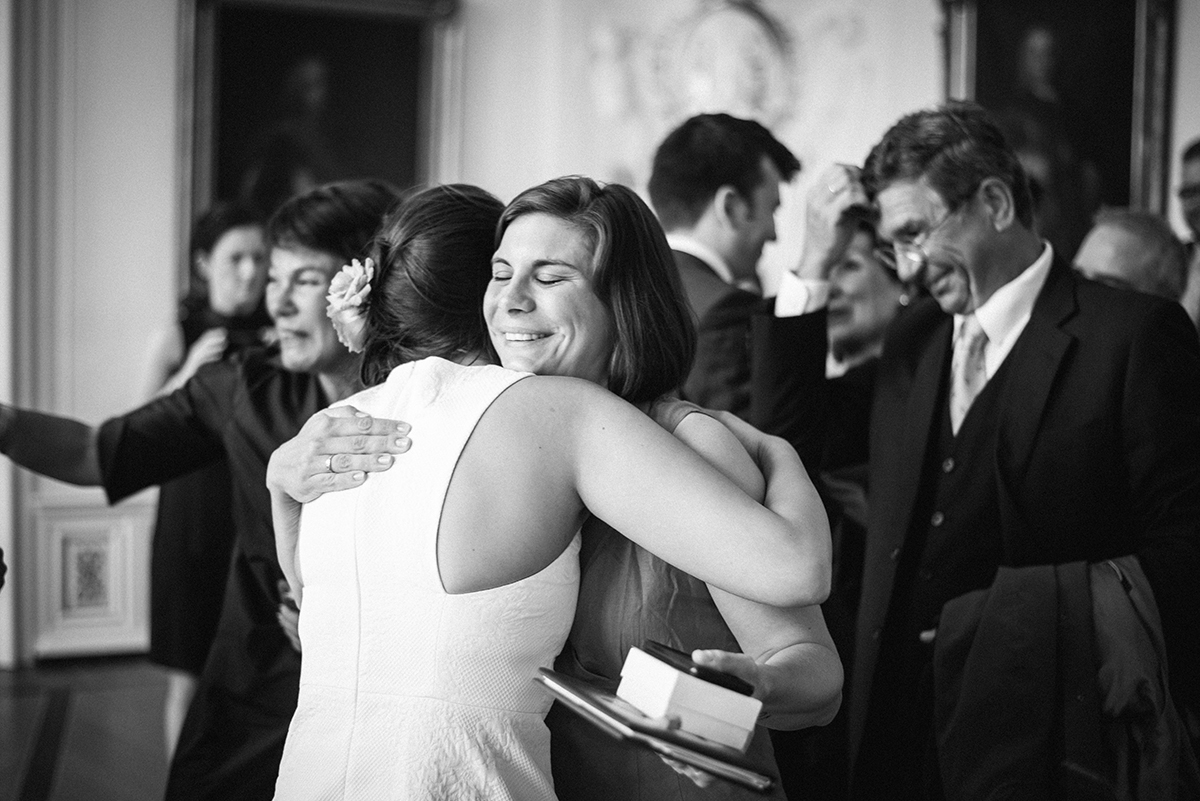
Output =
[{"x1": 273, "y1": 358, "x2": 580, "y2": 800}]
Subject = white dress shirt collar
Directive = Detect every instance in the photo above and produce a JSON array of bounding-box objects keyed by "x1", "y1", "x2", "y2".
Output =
[
  {"x1": 954, "y1": 242, "x2": 1054, "y2": 378},
  {"x1": 665, "y1": 233, "x2": 737, "y2": 287}
]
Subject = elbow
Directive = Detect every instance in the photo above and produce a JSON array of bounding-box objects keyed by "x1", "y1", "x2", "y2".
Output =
[
  {"x1": 809, "y1": 690, "x2": 842, "y2": 729},
  {"x1": 775, "y1": 656, "x2": 844, "y2": 731}
]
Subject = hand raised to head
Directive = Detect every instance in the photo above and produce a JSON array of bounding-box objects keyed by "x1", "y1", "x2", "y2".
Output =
[
  {"x1": 795, "y1": 163, "x2": 870, "y2": 281},
  {"x1": 267, "y1": 405, "x2": 412, "y2": 504}
]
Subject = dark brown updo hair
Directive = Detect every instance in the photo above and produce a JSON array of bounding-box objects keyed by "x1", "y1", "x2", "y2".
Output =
[{"x1": 359, "y1": 184, "x2": 504, "y2": 386}]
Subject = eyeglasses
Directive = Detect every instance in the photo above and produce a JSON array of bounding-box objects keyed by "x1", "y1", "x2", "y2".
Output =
[{"x1": 872, "y1": 206, "x2": 960, "y2": 280}]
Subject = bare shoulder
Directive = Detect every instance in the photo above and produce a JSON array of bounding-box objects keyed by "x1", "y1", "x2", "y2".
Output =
[{"x1": 493, "y1": 374, "x2": 637, "y2": 424}]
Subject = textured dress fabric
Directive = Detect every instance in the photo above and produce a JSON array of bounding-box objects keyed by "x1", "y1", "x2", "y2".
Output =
[
  {"x1": 274, "y1": 358, "x2": 580, "y2": 801},
  {"x1": 547, "y1": 397, "x2": 786, "y2": 801}
]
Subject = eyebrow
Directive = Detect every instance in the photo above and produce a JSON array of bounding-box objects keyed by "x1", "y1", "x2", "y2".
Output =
[{"x1": 490, "y1": 256, "x2": 582, "y2": 270}]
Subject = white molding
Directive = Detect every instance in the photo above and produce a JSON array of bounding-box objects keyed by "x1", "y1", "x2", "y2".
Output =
[
  {"x1": 427, "y1": 16, "x2": 465, "y2": 184},
  {"x1": 33, "y1": 500, "x2": 153, "y2": 656},
  {"x1": 0, "y1": 0, "x2": 16, "y2": 670}
]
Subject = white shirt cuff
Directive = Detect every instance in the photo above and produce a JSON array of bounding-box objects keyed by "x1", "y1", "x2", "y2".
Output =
[{"x1": 774, "y1": 272, "x2": 830, "y2": 317}]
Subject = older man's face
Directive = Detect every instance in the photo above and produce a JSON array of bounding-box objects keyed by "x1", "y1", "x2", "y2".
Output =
[{"x1": 876, "y1": 178, "x2": 981, "y2": 315}]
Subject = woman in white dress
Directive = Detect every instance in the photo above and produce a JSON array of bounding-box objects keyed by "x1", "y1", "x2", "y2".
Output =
[{"x1": 269, "y1": 183, "x2": 831, "y2": 800}]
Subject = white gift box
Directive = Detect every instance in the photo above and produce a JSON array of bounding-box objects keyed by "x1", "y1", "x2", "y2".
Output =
[{"x1": 616, "y1": 646, "x2": 762, "y2": 752}]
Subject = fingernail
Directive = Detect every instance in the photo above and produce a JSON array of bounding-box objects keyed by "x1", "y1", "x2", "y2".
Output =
[
  {"x1": 396, "y1": 422, "x2": 411, "y2": 434},
  {"x1": 354, "y1": 411, "x2": 369, "y2": 418},
  {"x1": 377, "y1": 454, "x2": 393, "y2": 464},
  {"x1": 395, "y1": 437, "x2": 411, "y2": 451},
  {"x1": 351, "y1": 471, "x2": 365, "y2": 481}
]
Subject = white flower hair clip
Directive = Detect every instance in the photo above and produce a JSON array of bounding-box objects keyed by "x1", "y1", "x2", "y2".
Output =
[{"x1": 326, "y1": 257, "x2": 374, "y2": 353}]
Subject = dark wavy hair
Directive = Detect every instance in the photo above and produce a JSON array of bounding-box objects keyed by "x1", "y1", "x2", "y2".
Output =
[
  {"x1": 359, "y1": 184, "x2": 505, "y2": 386},
  {"x1": 862, "y1": 100, "x2": 1034, "y2": 227},
  {"x1": 266, "y1": 179, "x2": 402, "y2": 264},
  {"x1": 496, "y1": 176, "x2": 696, "y2": 405},
  {"x1": 648, "y1": 113, "x2": 800, "y2": 231}
]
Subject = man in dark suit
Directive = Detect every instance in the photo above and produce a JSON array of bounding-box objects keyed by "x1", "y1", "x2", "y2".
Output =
[
  {"x1": 647, "y1": 113, "x2": 800, "y2": 417},
  {"x1": 756, "y1": 102, "x2": 1200, "y2": 798}
]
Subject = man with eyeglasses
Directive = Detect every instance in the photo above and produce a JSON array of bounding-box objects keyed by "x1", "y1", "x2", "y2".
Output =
[{"x1": 759, "y1": 101, "x2": 1200, "y2": 799}]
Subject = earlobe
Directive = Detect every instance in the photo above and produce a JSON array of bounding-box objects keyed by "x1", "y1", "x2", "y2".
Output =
[{"x1": 195, "y1": 253, "x2": 211, "y2": 281}]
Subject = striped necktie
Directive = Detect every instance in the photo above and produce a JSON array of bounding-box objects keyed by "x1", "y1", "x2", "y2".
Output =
[{"x1": 950, "y1": 314, "x2": 988, "y2": 435}]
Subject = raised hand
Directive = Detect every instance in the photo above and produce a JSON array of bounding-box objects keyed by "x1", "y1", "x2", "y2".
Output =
[{"x1": 795, "y1": 163, "x2": 870, "y2": 281}]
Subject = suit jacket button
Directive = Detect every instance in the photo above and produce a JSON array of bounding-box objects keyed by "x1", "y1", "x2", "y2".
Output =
[
  {"x1": 872, "y1": 628, "x2": 881, "y2": 640},
  {"x1": 890, "y1": 547, "x2": 900, "y2": 561},
  {"x1": 931, "y1": 511, "x2": 945, "y2": 527},
  {"x1": 942, "y1": 457, "x2": 955, "y2": 473}
]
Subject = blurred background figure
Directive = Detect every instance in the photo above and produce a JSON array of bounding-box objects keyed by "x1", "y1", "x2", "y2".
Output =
[
  {"x1": 1073, "y1": 207, "x2": 1187, "y2": 301},
  {"x1": 826, "y1": 212, "x2": 909, "y2": 375},
  {"x1": 648, "y1": 113, "x2": 801, "y2": 418},
  {"x1": 142, "y1": 200, "x2": 270, "y2": 758},
  {"x1": 1177, "y1": 138, "x2": 1200, "y2": 332}
]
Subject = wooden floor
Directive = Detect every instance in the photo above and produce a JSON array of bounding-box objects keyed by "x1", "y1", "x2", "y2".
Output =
[{"x1": 0, "y1": 656, "x2": 169, "y2": 801}]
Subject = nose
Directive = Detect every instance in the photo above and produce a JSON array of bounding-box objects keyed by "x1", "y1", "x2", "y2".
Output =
[
  {"x1": 266, "y1": 281, "x2": 295, "y2": 319},
  {"x1": 499, "y1": 275, "x2": 535, "y2": 314}
]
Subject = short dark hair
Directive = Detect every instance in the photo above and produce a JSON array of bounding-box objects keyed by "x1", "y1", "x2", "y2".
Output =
[
  {"x1": 186, "y1": 200, "x2": 263, "y2": 300},
  {"x1": 497, "y1": 176, "x2": 696, "y2": 405},
  {"x1": 1183, "y1": 137, "x2": 1200, "y2": 165},
  {"x1": 190, "y1": 200, "x2": 263, "y2": 258},
  {"x1": 862, "y1": 101, "x2": 1035, "y2": 228},
  {"x1": 1088, "y1": 207, "x2": 1187, "y2": 300},
  {"x1": 267, "y1": 179, "x2": 402, "y2": 264},
  {"x1": 359, "y1": 184, "x2": 505, "y2": 386},
  {"x1": 648, "y1": 113, "x2": 800, "y2": 231}
]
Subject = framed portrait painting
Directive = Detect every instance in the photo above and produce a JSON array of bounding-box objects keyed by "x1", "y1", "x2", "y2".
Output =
[
  {"x1": 183, "y1": 0, "x2": 460, "y2": 237},
  {"x1": 944, "y1": 0, "x2": 1174, "y2": 260}
]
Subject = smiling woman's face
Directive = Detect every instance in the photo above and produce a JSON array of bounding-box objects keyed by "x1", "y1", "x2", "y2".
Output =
[{"x1": 484, "y1": 213, "x2": 614, "y2": 385}]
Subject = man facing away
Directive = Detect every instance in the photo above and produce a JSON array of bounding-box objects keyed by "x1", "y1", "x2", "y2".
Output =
[{"x1": 647, "y1": 113, "x2": 800, "y2": 417}]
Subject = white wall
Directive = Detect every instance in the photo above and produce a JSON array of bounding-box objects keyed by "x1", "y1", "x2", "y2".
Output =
[
  {"x1": 60, "y1": 0, "x2": 178, "y2": 420},
  {"x1": 1170, "y1": 0, "x2": 1200, "y2": 238},
  {"x1": 453, "y1": 0, "x2": 944, "y2": 290}
]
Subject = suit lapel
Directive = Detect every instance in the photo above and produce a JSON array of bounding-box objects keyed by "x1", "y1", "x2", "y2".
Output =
[
  {"x1": 886, "y1": 316, "x2": 952, "y2": 543},
  {"x1": 995, "y1": 260, "x2": 1077, "y2": 485}
]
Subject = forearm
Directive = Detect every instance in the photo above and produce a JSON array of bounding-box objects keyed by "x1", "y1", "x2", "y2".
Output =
[
  {"x1": 0, "y1": 403, "x2": 103, "y2": 485},
  {"x1": 703, "y1": 592, "x2": 843, "y2": 729},
  {"x1": 751, "y1": 641, "x2": 843, "y2": 729},
  {"x1": 269, "y1": 479, "x2": 305, "y2": 606}
]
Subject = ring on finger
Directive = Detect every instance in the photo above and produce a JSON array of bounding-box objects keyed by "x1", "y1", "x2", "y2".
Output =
[
  {"x1": 325, "y1": 454, "x2": 335, "y2": 473},
  {"x1": 827, "y1": 182, "x2": 839, "y2": 194}
]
